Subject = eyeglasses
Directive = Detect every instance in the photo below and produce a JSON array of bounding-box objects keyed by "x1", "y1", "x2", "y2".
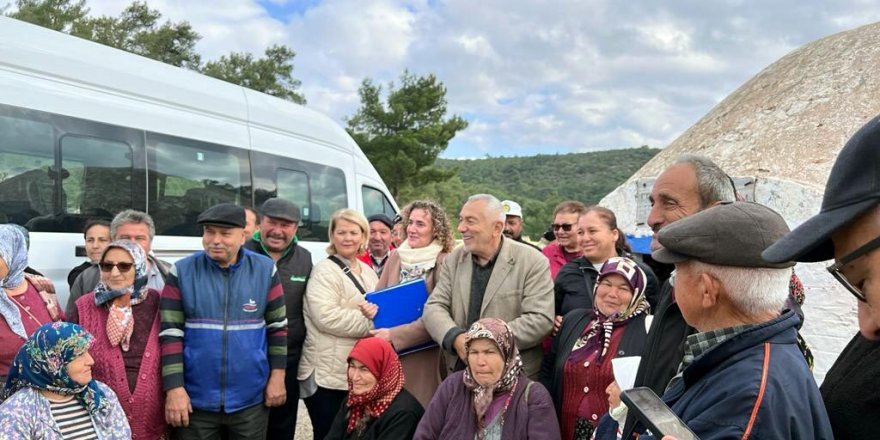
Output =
[
  {"x1": 99, "y1": 262, "x2": 134, "y2": 273},
  {"x1": 551, "y1": 223, "x2": 574, "y2": 232},
  {"x1": 826, "y1": 235, "x2": 880, "y2": 303}
]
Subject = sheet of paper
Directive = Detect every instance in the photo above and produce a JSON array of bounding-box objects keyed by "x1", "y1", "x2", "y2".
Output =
[{"x1": 612, "y1": 356, "x2": 641, "y2": 390}]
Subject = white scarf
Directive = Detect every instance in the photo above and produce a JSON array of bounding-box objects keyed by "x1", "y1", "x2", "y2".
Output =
[{"x1": 396, "y1": 240, "x2": 443, "y2": 283}]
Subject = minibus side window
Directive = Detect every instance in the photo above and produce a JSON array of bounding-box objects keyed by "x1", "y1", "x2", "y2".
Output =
[
  {"x1": 60, "y1": 135, "x2": 133, "y2": 221},
  {"x1": 362, "y1": 186, "x2": 396, "y2": 217},
  {"x1": 0, "y1": 115, "x2": 55, "y2": 226},
  {"x1": 148, "y1": 135, "x2": 251, "y2": 236}
]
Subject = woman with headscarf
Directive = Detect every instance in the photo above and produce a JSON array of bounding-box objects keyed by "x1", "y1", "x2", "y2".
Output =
[
  {"x1": 414, "y1": 318, "x2": 560, "y2": 440},
  {"x1": 326, "y1": 337, "x2": 424, "y2": 439},
  {"x1": 540, "y1": 256, "x2": 651, "y2": 440},
  {"x1": 0, "y1": 225, "x2": 63, "y2": 384},
  {"x1": 73, "y1": 239, "x2": 167, "y2": 439},
  {"x1": 368, "y1": 200, "x2": 454, "y2": 407},
  {"x1": 0, "y1": 322, "x2": 130, "y2": 438}
]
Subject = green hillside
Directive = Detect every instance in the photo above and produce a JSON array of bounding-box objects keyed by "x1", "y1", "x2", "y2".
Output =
[{"x1": 398, "y1": 146, "x2": 661, "y2": 239}]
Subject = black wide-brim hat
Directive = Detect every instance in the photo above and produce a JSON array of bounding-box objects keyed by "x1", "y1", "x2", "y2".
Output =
[{"x1": 763, "y1": 115, "x2": 880, "y2": 263}]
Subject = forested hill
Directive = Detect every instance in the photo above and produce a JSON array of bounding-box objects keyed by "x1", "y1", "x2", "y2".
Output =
[{"x1": 400, "y1": 146, "x2": 661, "y2": 239}]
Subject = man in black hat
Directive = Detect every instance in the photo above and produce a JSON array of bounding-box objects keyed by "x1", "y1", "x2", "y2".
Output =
[
  {"x1": 642, "y1": 202, "x2": 832, "y2": 440},
  {"x1": 359, "y1": 213, "x2": 395, "y2": 276},
  {"x1": 244, "y1": 198, "x2": 313, "y2": 440},
  {"x1": 159, "y1": 203, "x2": 288, "y2": 439},
  {"x1": 763, "y1": 115, "x2": 880, "y2": 439}
]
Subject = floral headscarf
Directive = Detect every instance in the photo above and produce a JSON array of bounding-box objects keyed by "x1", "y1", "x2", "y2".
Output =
[
  {"x1": 463, "y1": 318, "x2": 523, "y2": 436},
  {"x1": 577, "y1": 256, "x2": 650, "y2": 359},
  {"x1": 2, "y1": 322, "x2": 107, "y2": 414},
  {"x1": 345, "y1": 337, "x2": 405, "y2": 434},
  {"x1": 93, "y1": 240, "x2": 148, "y2": 351},
  {"x1": 0, "y1": 225, "x2": 29, "y2": 339}
]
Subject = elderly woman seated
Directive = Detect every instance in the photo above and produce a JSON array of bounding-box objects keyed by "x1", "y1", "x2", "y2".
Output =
[
  {"x1": 0, "y1": 322, "x2": 130, "y2": 438},
  {"x1": 326, "y1": 337, "x2": 424, "y2": 439},
  {"x1": 415, "y1": 318, "x2": 560, "y2": 440},
  {"x1": 541, "y1": 256, "x2": 651, "y2": 439}
]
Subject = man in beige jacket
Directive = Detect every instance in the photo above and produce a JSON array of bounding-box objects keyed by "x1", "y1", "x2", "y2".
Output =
[{"x1": 423, "y1": 194, "x2": 554, "y2": 378}]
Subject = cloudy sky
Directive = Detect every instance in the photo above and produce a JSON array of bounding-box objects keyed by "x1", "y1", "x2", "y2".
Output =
[{"x1": 80, "y1": 0, "x2": 880, "y2": 158}]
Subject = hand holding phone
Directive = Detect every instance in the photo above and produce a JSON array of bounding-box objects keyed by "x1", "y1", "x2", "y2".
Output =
[{"x1": 620, "y1": 387, "x2": 699, "y2": 440}]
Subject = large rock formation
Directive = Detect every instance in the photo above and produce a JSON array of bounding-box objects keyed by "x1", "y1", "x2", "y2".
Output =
[{"x1": 601, "y1": 22, "x2": 880, "y2": 383}]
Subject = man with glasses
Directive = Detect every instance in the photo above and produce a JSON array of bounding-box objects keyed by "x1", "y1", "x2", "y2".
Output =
[
  {"x1": 542, "y1": 200, "x2": 587, "y2": 279},
  {"x1": 763, "y1": 115, "x2": 880, "y2": 439}
]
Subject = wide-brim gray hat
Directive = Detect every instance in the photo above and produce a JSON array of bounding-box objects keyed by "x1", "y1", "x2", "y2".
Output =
[
  {"x1": 763, "y1": 115, "x2": 880, "y2": 263},
  {"x1": 652, "y1": 201, "x2": 795, "y2": 269}
]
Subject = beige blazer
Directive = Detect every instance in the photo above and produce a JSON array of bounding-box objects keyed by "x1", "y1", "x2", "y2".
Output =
[
  {"x1": 297, "y1": 257, "x2": 378, "y2": 390},
  {"x1": 423, "y1": 238, "x2": 554, "y2": 378}
]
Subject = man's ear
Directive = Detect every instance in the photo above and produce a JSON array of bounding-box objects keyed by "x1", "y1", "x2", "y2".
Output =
[{"x1": 699, "y1": 272, "x2": 720, "y2": 309}]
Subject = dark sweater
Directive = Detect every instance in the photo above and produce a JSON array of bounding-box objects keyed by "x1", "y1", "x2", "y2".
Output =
[
  {"x1": 325, "y1": 389, "x2": 424, "y2": 440},
  {"x1": 820, "y1": 332, "x2": 880, "y2": 439}
]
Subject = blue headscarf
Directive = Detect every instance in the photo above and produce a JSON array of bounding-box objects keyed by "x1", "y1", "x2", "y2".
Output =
[
  {"x1": 0, "y1": 225, "x2": 29, "y2": 339},
  {"x1": 2, "y1": 322, "x2": 107, "y2": 414},
  {"x1": 93, "y1": 239, "x2": 148, "y2": 306}
]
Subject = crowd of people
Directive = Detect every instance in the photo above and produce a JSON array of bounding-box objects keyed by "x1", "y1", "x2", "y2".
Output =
[{"x1": 1, "y1": 116, "x2": 879, "y2": 440}]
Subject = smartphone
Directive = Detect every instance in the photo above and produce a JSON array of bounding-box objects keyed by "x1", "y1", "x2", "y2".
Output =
[{"x1": 620, "y1": 387, "x2": 699, "y2": 440}]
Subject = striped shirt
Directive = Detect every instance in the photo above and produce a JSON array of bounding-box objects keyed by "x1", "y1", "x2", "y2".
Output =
[{"x1": 49, "y1": 398, "x2": 98, "y2": 439}]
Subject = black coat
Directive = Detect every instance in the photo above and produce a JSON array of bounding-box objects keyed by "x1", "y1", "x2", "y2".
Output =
[
  {"x1": 622, "y1": 279, "x2": 694, "y2": 437},
  {"x1": 820, "y1": 332, "x2": 880, "y2": 439},
  {"x1": 540, "y1": 308, "x2": 649, "y2": 416},
  {"x1": 243, "y1": 238, "x2": 312, "y2": 367},
  {"x1": 553, "y1": 256, "x2": 661, "y2": 317},
  {"x1": 325, "y1": 389, "x2": 424, "y2": 440}
]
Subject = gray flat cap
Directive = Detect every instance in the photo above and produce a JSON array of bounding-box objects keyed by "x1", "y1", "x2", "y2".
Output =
[
  {"x1": 260, "y1": 198, "x2": 301, "y2": 223},
  {"x1": 652, "y1": 201, "x2": 795, "y2": 269}
]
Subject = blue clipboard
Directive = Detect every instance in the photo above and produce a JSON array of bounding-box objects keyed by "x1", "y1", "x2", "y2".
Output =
[
  {"x1": 366, "y1": 278, "x2": 429, "y2": 328},
  {"x1": 365, "y1": 279, "x2": 438, "y2": 355}
]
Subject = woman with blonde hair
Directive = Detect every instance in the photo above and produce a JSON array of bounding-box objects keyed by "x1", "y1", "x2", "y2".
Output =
[
  {"x1": 369, "y1": 200, "x2": 454, "y2": 407},
  {"x1": 299, "y1": 208, "x2": 379, "y2": 440}
]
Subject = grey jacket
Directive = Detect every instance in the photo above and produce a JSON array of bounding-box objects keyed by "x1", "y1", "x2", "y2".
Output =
[{"x1": 422, "y1": 238, "x2": 554, "y2": 378}]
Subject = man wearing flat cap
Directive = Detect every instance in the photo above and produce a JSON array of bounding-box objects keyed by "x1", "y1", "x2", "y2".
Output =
[
  {"x1": 763, "y1": 115, "x2": 880, "y2": 439},
  {"x1": 359, "y1": 213, "x2": 396, "y2": 276},
  {"x1": 159, "y1": 203, "x2": 288, "y2": 439},
  {"x1": 639, "y1": 202, "x2": 832, "y2": 439},
  {"x1": 244, "y1": 198, "x2": 313, "y2": 440}
]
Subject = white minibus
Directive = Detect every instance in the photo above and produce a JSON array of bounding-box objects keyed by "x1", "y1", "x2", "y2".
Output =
[{"x1": 0, "y1": 17, "x2": 398, "y2": 307}]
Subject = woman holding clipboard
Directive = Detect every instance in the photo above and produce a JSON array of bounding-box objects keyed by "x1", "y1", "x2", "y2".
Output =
[{"x1": 367, "y1": 200, "x2": 455, "y2": 408}]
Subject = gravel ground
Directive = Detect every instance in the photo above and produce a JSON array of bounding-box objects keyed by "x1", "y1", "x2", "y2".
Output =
[{"x1": 293, "y1": 400, "x2": 313, "y2": 440}]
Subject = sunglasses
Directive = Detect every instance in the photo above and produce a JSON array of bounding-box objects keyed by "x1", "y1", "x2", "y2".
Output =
[
  {"x1": 99, "y1": 261, "x2": 134, "y2": 273},
  {"x1": 551, "y1": 223, "x2": 574, "y2": 232},
  {"x1": 826, "y1": 235, "x2": 880, "y2": 303}
]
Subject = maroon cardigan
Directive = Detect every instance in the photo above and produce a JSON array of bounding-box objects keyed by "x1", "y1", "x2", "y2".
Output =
[
  {"x1": 414, "y1": 371, "x2": 560, "y2": 440},
  {"x1": 77, "y1": 292, "x2": 167, "y2": 440}
]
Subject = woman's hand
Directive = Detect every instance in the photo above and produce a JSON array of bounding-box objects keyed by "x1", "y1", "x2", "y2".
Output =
[
  {"x1": 606, "y1": 380, "x2": 622, "y2": 408},
  {"x1": 369, "y1": 328, "x2": 392, "y2": 342},
  {"x1": 552, "y1": 315, "x2": 564, "y2": 336},
  {"x1": 359, "y1": 302, "x2": 379, "y2": 320}
]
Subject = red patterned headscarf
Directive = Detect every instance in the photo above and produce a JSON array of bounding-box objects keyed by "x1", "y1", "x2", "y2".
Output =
[{"x1": 345, "y1": 337, "x2": 405, "y2": 434}]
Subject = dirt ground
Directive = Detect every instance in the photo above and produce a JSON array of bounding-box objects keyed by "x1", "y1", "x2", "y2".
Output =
[{"x1": 293, "y1": 400, "x2": 313, "y2": 440}]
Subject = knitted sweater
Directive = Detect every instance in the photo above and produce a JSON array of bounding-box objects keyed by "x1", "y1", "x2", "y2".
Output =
[{"x1": 77, "y1": 291, "x2": 167, "y2": 440}]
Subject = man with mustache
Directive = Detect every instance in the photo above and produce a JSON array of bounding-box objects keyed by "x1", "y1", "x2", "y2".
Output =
[
  {"x1": 160, "y1": 203, "x2": 288, "y2": 439},
  {"x1": 423, "y1": 194, "x2": 554, "y2": 378},
  {"x1": 359, "y1": 214, "x2": 395, "y2": 277},
  {"x1": 244, "y1": 198, "x2": 313, "y2": 440}
]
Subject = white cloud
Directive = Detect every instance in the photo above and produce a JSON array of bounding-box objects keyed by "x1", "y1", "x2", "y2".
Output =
[{"x1": 64, "y1": 0, "x2": 880, "y2": 157}]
